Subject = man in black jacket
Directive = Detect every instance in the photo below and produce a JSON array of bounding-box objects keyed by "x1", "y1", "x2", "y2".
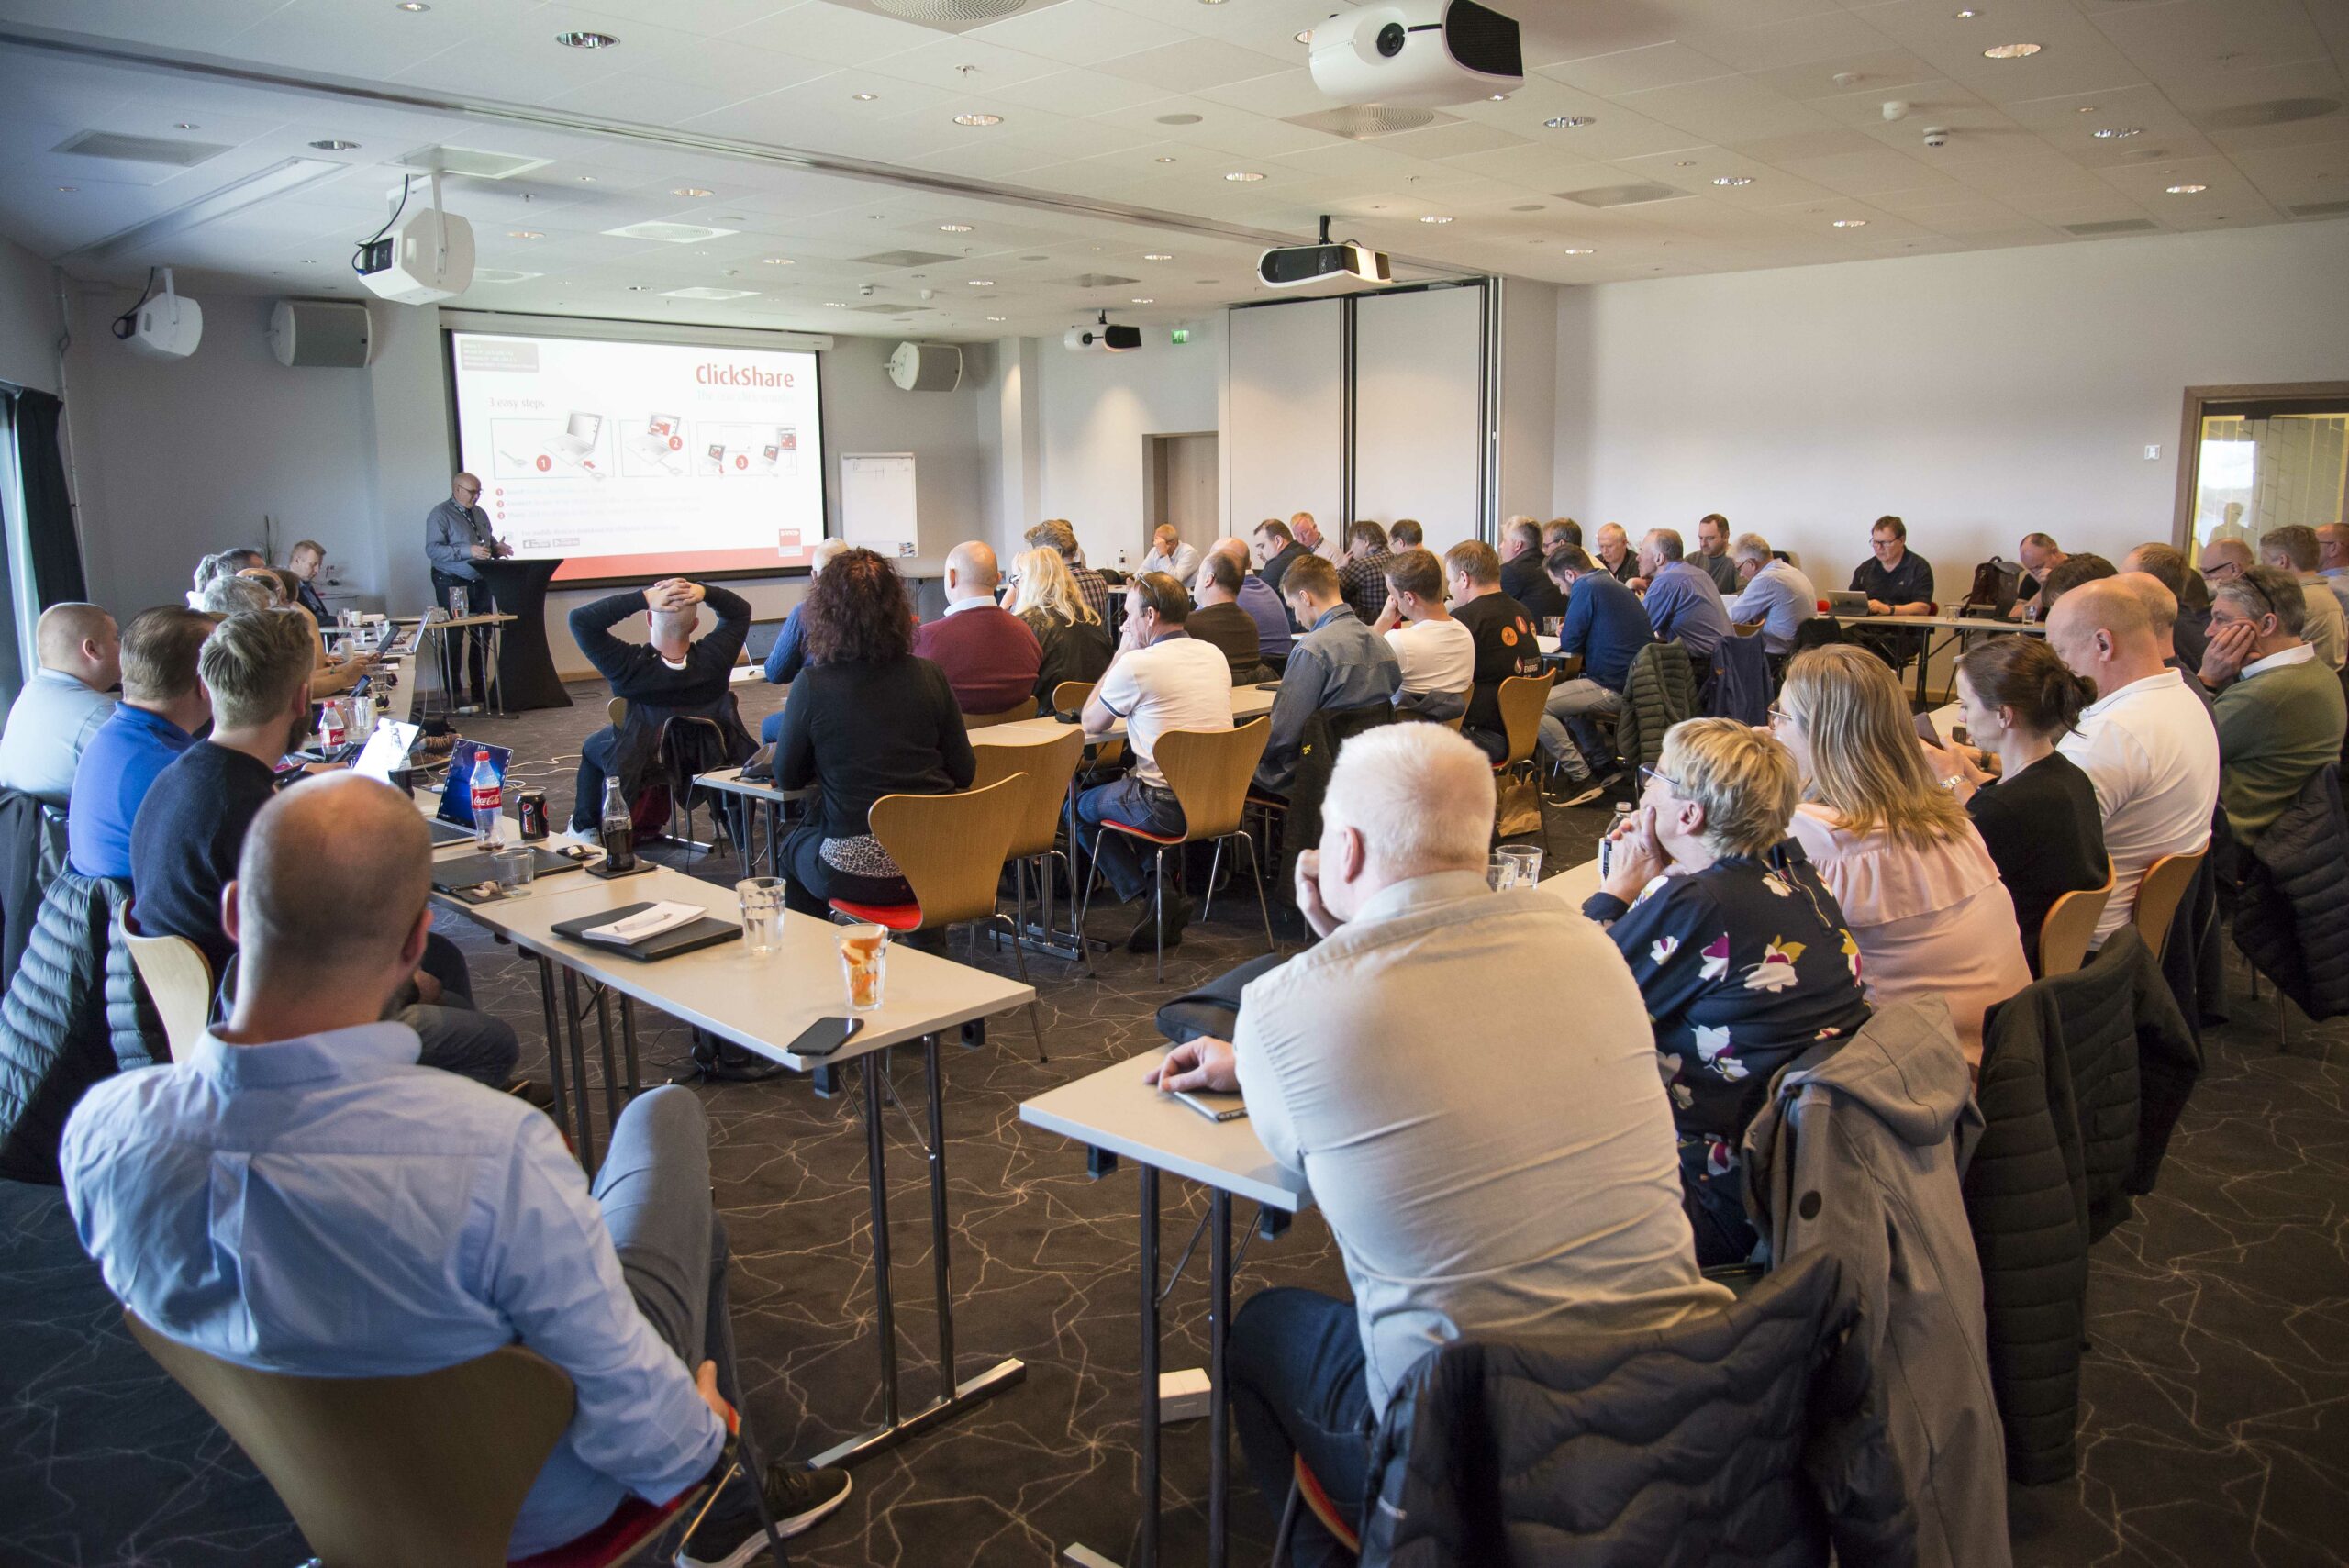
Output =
[{"x1": 566, "y1": 579, "x2": 753, "y2": 834}]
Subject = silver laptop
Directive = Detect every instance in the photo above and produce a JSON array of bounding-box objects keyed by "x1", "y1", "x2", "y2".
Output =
[
  {"x1": 353, "y1": 719, "x2": 421, "y2": 784},
  {"x1": 1824, "y1": 589, "x2": 1871, "y2": 617},
  {"x1": 554, "y1": 410, "x2": 602, "y2": 456}
]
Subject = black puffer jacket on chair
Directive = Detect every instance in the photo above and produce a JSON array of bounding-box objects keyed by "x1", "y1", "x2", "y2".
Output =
[
  {"x1": 2231, "y1": 762, "x2": 2349, "y2": 1021},
  {"x1": 1356, "y1": 1251, "x2": 1916, "y2": 1568},
  {"x1": 0, "y1": 871, "x2": 168, "y2": 1184}
]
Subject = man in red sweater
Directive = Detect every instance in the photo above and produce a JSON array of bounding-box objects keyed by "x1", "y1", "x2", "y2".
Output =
[{"x1": 913, "y1": 540, "x2": 1041, "y2": 715}]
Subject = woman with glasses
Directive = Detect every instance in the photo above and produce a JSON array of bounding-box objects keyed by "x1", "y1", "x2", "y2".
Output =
[
  {"x1": 1586, "y1": 717, "x2": 1872, "y2": 1266},
  {"x1": 1773, "y1": 645, "x2": 2031, "y2": 1063}
]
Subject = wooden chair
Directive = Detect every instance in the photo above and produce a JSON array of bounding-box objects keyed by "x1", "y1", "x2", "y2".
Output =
[
  {"x1": 963, "y1": 699, "x2": 1035, "y2": 729},
  {"x1": 123, "y1": 1311, "x2": 773, "y2": 1568},
  {"x1": 2037, "y1": 861, "x2": 2115, "y2": 978},
  {"x1": 2132, "y1": 845, "x2": 2207, "y2": 963},
  {"x1": 970, "y1": 728, "x2": 1088, "y2": 969},
  {"x1": 830, "y1": 775, "x2": 1046, "y2": 1056},
  {"x1": 1732, "y1": 619, "x2": 1765, "y2": 638},
  {"x1": 125, "y1": 931, "x2": 213, "y2": 1058},
  {"x1": 1052, "y1": 680, "x2": 1124, "y2": 770},
  {"x1": 1079, "y1": 717, "x2": 1275, "y2": 981},
  {"x1": 606, "y1": 695, "x2": 626, "y2": 728},
  {"x1": 1493, "y1": 671, "x2": 1554, "y2": 773}
]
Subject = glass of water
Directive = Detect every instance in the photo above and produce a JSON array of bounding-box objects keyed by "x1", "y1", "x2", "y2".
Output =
[
  {"x1": 735, "y1": 877, "x2": 786, "y2": 955},
  {"x1": 1486, "y1": 852, "x2": 1520, "y2": 892},
  {"x1": 1497, "y1": 844, "x2": 1544, "y2": 887}
]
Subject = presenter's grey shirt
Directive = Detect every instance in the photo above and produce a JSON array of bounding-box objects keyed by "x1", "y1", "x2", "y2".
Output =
[
  {"x1": 426, "y1": 498, "x2": 495, "y2": 581},
  {"x1": 1233, "y1": 871, "x2": 1731, "y2": 1414},
  {"x1": 0, "y1": 668, "x2": 117, "y2": 806}
]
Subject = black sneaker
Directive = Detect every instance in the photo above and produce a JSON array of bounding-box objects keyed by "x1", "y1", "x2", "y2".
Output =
[
  {"x1": 676, "y1": 1462, "x2": 852, "y2": 1568},
  {"x1": 1122, "y1": 898, "x2": 1163, "y2": 953},
  {"x1": 1157, "y1": 889, "x2": 1196, "y2": 950}
]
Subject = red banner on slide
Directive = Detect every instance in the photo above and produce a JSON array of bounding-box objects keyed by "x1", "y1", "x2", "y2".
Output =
[{"x1": 551, "y1": 541, "x2": 814, "y2": 582}]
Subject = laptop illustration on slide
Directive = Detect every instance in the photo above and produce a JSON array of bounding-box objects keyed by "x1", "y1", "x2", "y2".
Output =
[
  {"x1": 551, "y1": 410, "x2": 602, "y2": 457},
  {"x1": 627, "y1": 414, "x2": 685, "y2": 473}
]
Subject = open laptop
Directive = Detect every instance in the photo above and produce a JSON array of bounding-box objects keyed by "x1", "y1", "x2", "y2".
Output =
[
  {"x1": 434, "y1": 739, "x2": 515, "y2": 834},
  {"x1": 1824, "y1": 588, "x2": 1871, "y2": 617},
  {"x1": 353, "y1": 719, "x2": 420, "y2": 784},
  {"x1": 552, "y1": 410, "x2": 602, "y2": 457}
]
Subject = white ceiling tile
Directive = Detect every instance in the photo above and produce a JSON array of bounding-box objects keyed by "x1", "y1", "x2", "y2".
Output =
[
  {"x1": 1617, "y1": 76, "x2": 1844, "y2": 145},
  {"x1": 863, "y1": 34, "x2": 1063, "y2": 93},
  {"x1": 2089, "y1": 0, "x2": 2331, "y2": 86},
  {"x1": 1541, "y1": 44, "x2": 1739, "y2": 97},
  {"x1": 1684, "y1": 9, "x2": 1904, "y2": 75},
  {"x1": 1096, "y1": 35, "x2": 1292, "y2": 94},
  {"x1": 965, "y1": 0, "x2": 1190, "y2": 66},
  {"x1": 719, "y1": 1, "x2": 949, "y2": 64}
]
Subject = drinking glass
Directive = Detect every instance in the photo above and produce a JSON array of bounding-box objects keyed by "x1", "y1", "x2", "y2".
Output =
[
  {"x1": 1498, "y1": 844, "x2": 1544, "y2": 887},
  {"x1": 841, "y1": 923, "x2": 890, "y2": 1011},
  {"x1": 1486, "y1": 853, "x2": 1520, "y2": 892},
  {"x1": 736, "y1": 876, "x2": 786, "y2": 955},
  {"x1": 490, "y1": 846, "x2": 535, "y2": 895}
]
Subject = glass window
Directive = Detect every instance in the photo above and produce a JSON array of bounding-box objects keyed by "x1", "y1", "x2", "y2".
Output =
[{"x1": 2188, "y1": 400, "x2": 2349, "y2": 566}]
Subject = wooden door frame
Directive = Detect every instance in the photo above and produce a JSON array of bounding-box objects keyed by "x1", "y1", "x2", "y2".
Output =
[{"x1": 2173, "y1": 381, "x2": 2349, "y2": 545}]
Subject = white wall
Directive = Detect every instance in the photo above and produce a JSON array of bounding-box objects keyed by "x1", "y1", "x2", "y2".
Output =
[
  {"x1": 1034, "y1": 312, "x2": 1224, "y2": 570},
  {"x1": 0, "y1": 237, "x2": 61, "y2": 395},
  {"x1": 1556, "y1": 218, "x2": 2349, "y2": 599},
  {"x1": 1497, "y1": 278, "x2": 1556, "y2": 525}
]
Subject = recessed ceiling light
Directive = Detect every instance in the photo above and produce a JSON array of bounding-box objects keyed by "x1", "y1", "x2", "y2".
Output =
[
  {"x1": 2077, "y1": 106, "x2": 2099, "y2": 114},
  {"x1": 1154, "y1": 156, "x2": 1177, "y2": 164},
  {"x1": 1131, "y1": 296, "x2": 1153, "y2": 303},
  {"x1": 1143, "y1": 252, "x2": 1172, "y2": 261},
  {"x1": 575, "y1": 174, "x2": 596, "y2": 183},
  {"x1": 1832, "y1": 218, "x2": 1868, "y2": 228},
  {"x1": 826, "y1": 302, "x2": 845, "y2": 307},
  {"x1": 953, "y1": 112, "x2": 1002, "y2": 127},
  {"x1": 1156, "y1": 113, "x2": 1203, "y2": 126},
  {"x1": 760, "y1": 256, "x2": 794, "y2": 265},
  {"x1": 1953, "y1": 7, "x2": 1976, "y2": 17},
  {"x1": 308, "y1": 139, "x2": 360, "y2": 150},
  {"x1": 1225, "y1": 170, "x2": 1264, "y2": 181},
  {"x1": 1198, "y1": 0, "x2": 1227, "y2": 6},
  {"x1": 1545, "y1": 116, "x2": 1595, "y2": 128},
  {"x1": 55, "y1": 185, "x2": 75, "y2": 192},
  {"x1": 173, "y1": 121, "x2": 199, "y2": 129},
  {"x1": 395, "y1": 1, "x2": 429, "y2": 10},
  {"x1": 1712, "y1": 175, "x2": 1754, "y2": 186},
  {"x1": 985, "y1": 315, "x2": 1007, "y2": 322},
  {"x1": 1489, "y1": 94, "x2": 1509, "y2": 101},
  {"x1": 940, "y1": 222, "x2": 973, "y2": 232},
  {"x1": 852, "y1": 92, "x2": 878, "y2": 101},
  {"x1": 2092, "y1": 127, "x2": 2143, "y2": 139},
  {"x1": 1296, "y1": 29, "x2": 1312, "y2": 43},
  {"x1": 2166, "y1": 183, "x2": 2208, "y2": 194},
  {"x1": 508, "y1": 229, "x2": 543, "y2": 239},
  {"x1": 555, "y1": 29, "x2": 618, "y2": 48},
  {"x1": 1983, "y1": 42, "x2": 2040, "y2": 59},
  {"x1": 1563, "y1": 247, "x2": 1595, "y2": 255},
  {"x1": 626, "y1": 284, "x2": 647, "y2": 291},
  {"x1": 967, "y1": 278, "x2": 994, "y2": 285},
  {"x1": 673, "y1": 186, "x2": 713, "y2": 197},
  {"x1": 1420, "y1": 215, "x2": 1453, "y2": 223}
]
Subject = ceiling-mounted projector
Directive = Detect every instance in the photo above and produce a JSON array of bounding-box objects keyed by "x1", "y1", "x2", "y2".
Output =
[
  {"x1": 1309, "y1": 0, "x2": 1523, "y2": 108},
  {"x1": 354, "y1": 172, "x2": 474, "y2": 305},
  {"x1": 1260, "y1": 215, "x2": 1393, "y2": 289},
  {"x1": 117, "y1": 268, "x2": 203, "y2": 360},
  {"x1": 1065, "y1": 311, "x2": 1141, "y2": 352}
]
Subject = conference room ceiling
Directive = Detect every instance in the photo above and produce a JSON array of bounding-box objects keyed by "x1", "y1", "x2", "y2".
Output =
[{"x1": 0, "y1": 0, "x2": 2343, "y2": 341}]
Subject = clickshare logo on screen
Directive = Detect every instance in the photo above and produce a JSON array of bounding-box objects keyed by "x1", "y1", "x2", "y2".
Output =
[{"x1": 696, "y1": 361, "x2": 795, "y2": 388}]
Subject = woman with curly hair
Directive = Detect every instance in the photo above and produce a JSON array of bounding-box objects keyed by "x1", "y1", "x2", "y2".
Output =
[{"x1": 774, "y1": 548, "x2": 974, "y2": 916}]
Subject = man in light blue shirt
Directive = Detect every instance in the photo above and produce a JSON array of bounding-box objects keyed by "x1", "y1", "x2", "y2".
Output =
[
  {"x1": 0, "y1": 602, "x2": 119, "y2": 806},
  {"x1": 1637, "y1": 528, "x2": 1733, "y2": 662},
  {"x1": 1725, "y1": 532, "x2": 1820, "y2": 656},
  {"x1": 61, "y1": 775, "x2": 849, "y2": 1564}
]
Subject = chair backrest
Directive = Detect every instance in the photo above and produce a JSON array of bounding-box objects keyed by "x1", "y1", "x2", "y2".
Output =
[
  {"x1": 2037, "y1": 861, "x2": 2115, "y2": 978},
  {"x1": 1732, "y1": 619, "x2": 1765, "y2": 637},
  {"x1": 125, "y1": 932, "x2": 213, "y2": 1058},
  {"x1": 607, "y1": 695, "x2": 627, "y2": 729},
  {"x1": 2132, "y1": 846, "x2": 2207, "y2": 962},
  {"x1": 969, "y1": 728, "x2": 1086, "y2": 860},
  {"x1": 964, "y1": 699, "x2": 1035, "y2": 729},
  {"x1": 1493, "y1": 672, "x2": 1554, "y2": 770},
  {"x1": 1051, "y1": 680, "x2": 1124, "y2": 765},
  {"x1": 866, "y1": 774, "x2": 1029, "y2": 929},
  {"x1": 1157, "y1": 717, "x2": 1273, "y2": 840},
  {"x1": 125, "y1": 1311, "x2": 575, "y2": 1568}
]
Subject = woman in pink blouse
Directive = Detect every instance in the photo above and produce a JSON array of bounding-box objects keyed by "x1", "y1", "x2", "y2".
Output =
[{"x1": 1770, "y1": 645, "x2": 2032, "y2": 1062}]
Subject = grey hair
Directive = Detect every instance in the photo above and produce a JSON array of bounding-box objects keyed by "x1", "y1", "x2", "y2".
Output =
[
  {"x1": 1643, "y1": 528, "x2": 1685, "y2": 563},
  {"x1": 1731, "y1": 532, "x2": 1774, "y2": 566},
  {"x1": 198, "y1": 574, "x2": 274, "y2": 617},
  {"x1": 1321, "y1": 725, "x2": 1496, "y2": 878}
]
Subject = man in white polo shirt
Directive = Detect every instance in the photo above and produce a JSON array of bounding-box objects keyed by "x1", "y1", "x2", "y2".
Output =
[
  {"x1": 2046, "y1": 579, "x2": 2220, "y2": 948},
  {"x1": 1078, "y1": 571, "x2": 1234, "y2": 950},
  {"x1": 1370, "y1": 546, "x2": 1473, "y2": 723}
]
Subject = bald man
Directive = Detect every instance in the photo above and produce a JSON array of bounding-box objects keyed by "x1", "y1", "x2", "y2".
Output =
[
  {"x1": 913, "y1": 539, "x2": 1042, "y2": 714},
  {"x1": 425, "y1": 472, "x2": 507, "y2": 707},
  {"x1": 64, "y1": 773, "x2": 853, "y2": 1563},
  {"x1": 2115, "y1": 571, "x2": 2212, "y2": 712},
  {"x1": 1152, "y1": 725, "x2": 1726, "y2": 1560},
  {"x1": 566, "y1": 576, "x2": 756, "y2": 835},
  {"x1": 2047, "y1": 579, "x2": 2220, "y2": 947},
  {"x1": 0, "y1": 602, "x2": 119, "y2": 805},
  {"x1": 1213, "y1": 535, "x2": 1293, "y2": 665}
]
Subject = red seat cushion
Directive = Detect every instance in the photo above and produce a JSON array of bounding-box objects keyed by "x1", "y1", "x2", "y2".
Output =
[
  {"x1": 1100, "y1": 818, "x2": 1186, "y2": 847},
  {"x1": 1294, "y1": 1455, "x2": 1362, "y2": 1553},
  {"x1": 828, "y1": 898, "x2": 923, "y2": 930},
  {"x1": 509, "y1": 1485, "x2": 703, "y2": 1568}
]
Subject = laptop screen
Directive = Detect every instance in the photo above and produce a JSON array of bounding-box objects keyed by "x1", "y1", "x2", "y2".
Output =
[
  {"x1": 567, "y1": 410, "x2": 602, "y2": 443},
  {"x1": 648, "y1": 413, "x2": 679, "y2": 437},
  {"x1": 353, "y1": 720, "x2": 420, "y2": 784},
  {"x1": 436, "y1": 740, "x2": 516, "y2": 828}
]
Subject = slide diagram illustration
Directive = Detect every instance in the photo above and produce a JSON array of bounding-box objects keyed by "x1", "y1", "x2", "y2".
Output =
[
  {"x1": 697, "y1": 423, "x2": 798, "y2": 477},
  {"x1": 490, "y1": 412, "x2": 609, "y2": 481},
  {"x1": 621, "y1": 412, "x2": 688, "y2": 477}
]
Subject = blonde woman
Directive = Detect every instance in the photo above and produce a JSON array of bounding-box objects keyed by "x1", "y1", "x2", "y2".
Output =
[
  {"x1": 1772, "y1": 644, "x2": 2031, "y2": 1062},
  {"x1": 1011, "y1": 546, "x2": 1112, "y2": 710}
]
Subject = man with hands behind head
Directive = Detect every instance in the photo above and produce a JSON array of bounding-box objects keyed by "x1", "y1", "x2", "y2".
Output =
[
  {"x1": 567, "y1": 576, "x2": 754, "y2": 837},
  {"x1": 1152, "y1": 725, "x2": 1727, "y2": 1567}
]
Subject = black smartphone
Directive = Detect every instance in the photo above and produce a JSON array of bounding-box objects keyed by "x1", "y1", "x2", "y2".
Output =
[{"x1": 785, "y1": 1016, "x2": 863, "y2": 1059}]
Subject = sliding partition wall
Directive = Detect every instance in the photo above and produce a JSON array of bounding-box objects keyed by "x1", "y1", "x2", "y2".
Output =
[{"x1": 1225, "y1": 280, "x2": 1495, "y2": 550}]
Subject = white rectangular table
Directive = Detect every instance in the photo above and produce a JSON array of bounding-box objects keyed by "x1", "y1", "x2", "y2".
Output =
[{"x1": 1843, "y1": 611, "x2": 2043, "y2": 706}]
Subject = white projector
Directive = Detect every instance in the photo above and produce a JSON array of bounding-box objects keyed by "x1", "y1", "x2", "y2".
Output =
[
  {"x1": 357, "y1": 205, "x2": 475, "y2": 306},
  {"x1": 1309, "y1": 0, "x2": 1523, "y2": 108},
  {"x1": 122, "y1": 269, "x2": 203, "y2": 360}
]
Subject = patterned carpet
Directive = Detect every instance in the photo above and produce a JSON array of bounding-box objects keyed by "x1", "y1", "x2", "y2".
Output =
[{"x1": 1, "y1": 683, "x2": 2343, "y2": 1567}]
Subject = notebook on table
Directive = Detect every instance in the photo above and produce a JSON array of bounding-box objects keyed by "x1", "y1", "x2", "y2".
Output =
[{"x1": 549, "y1": 901, "x2": 740, "y2": 962}]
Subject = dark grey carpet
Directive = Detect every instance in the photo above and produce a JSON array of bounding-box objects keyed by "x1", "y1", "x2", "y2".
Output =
[{"x1": 2, "y1": 684, "x2": 2343, "y2": 1567}]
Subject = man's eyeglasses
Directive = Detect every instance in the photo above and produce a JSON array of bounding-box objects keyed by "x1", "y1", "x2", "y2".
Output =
[
  {"x1": 2200, "y1": 560, "x2": 2243, "y2": 582},
  {"x1": 1766, "y1": 704, "x2": 1796, "y2": 728},
  {"x1": 1638, "y1": 763, "x2": 1682, "y2": 794}
]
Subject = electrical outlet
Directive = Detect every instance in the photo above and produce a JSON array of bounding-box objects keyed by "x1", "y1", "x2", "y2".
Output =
[{"x1": 2143, "y1": 444, "x2": 2162, "y2": 460}]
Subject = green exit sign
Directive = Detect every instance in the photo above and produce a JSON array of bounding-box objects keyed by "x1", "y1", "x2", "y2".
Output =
[{"x1": 1169, "y1": 328, "x2": 1190, "y2": 345}]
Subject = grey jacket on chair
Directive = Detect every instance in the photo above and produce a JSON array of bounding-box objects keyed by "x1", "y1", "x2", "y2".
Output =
[{"x1": 1742, "y1": 995, "x2": 2010, "y2": 1568}]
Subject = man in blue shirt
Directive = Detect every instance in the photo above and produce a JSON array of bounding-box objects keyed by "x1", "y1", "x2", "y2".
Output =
[
  {"x1": 1540, "y1": 545, "x2": 1655, "y2": 787},
  {"x1": 1216, "y1": 536, "x2": 1294, "y2": 666},
  {"x1": 67, "y1": 606, "x2": 215, "y2": 880},
  {"x1": 0, "y1": 602, "x2": 119, "y2": 806},
  {"x1": 1637, "y1": 528, "x2": 1733, "y2": 662},
  {"x1": 64, "y1": 775, "x2": 852, "y2": 1564},
  {"x1": 1725, "y1": 532, "x2": 1819, "y2": 656}
]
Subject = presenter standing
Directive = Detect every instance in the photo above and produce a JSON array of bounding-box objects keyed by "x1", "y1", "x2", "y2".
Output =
[{"x1": 423, "y1": 472, "x2": 506, "y2": 710}]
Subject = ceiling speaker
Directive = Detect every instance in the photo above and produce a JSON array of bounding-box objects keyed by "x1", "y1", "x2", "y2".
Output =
[
  {"x1": 888, "y1": 342, "x2": 963, "y2": 392},
  {"x1": 833, "y1": 0, "x2": 1031, "y2": 31},
  {"x1": 270, "y1": 299, "x2": 374, "y2": 368}
]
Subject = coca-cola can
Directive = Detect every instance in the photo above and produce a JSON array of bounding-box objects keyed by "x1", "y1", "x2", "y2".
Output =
[{"x1": 516, "y1": 788, "x2": 550, "y2": 841}]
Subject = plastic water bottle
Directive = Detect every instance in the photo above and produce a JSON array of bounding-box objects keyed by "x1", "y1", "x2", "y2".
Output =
[
  {"x1": 599, "y1": 777, "x2": 637, "y2": 873},
  {"x1": 1598, "y1": 802, "x2": 1632, "y2": 879},
  {"x1": 469, "y1": 750, "x2": 503, "y2": 848},
  {"x1": 317, "y1": 699, "x2": 346, "y2": 754}
]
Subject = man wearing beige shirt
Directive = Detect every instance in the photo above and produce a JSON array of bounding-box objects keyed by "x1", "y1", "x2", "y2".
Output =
[{"x1": 1155, "y1": 725, "x2": 1726, "y2": 1564}]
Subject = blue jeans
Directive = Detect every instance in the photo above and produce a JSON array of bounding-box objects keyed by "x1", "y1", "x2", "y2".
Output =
[
  {"x1": 1229, "y1": 1287, "x2": 1374, "y2": 1568},
  {"x1": 1075, "y1": 773, "x2": 1186, "y2": 904},
  {"x1": 569, "y1": 727, "x2": 623, "y2": 832}
]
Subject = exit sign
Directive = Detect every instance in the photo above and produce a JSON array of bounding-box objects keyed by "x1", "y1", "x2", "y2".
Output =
[{"x1": 1170, "y1": 328, "x2": 1190, "y2": 345}]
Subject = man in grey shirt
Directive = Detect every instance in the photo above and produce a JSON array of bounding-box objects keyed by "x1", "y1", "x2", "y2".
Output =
[
  {"x1": 1695, "y1": 513, "x2": 1742, "y2": 595},
  {"x1": 1156, "y1": 726, "x2": 1727, "y2": 1562},
  {"x1": 423, "y1": 471, "x2": 505, "y2": 707},
  {"x1": 1725, "y1": 531, "x2": 1820, "y2": 655},
  {"x1": 0, "y1": 603, "x2": 120, "y2": 806},
  {"x1": 1253, "y1": 553, "x2": 1400, "y2": 796}
]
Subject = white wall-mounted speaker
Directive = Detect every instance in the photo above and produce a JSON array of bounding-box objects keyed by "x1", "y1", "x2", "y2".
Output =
[
  {"x1": 269, "y1": 299, "x2": 375, "y2": 368},
  {"x1": 887, "y1": 341, "x2": 963, "y2": 391}
]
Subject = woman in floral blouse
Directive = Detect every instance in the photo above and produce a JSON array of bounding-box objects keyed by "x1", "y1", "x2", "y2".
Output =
[{"x1": 1583, "y1": 717, "x2": 1874, "y2": 1266}]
